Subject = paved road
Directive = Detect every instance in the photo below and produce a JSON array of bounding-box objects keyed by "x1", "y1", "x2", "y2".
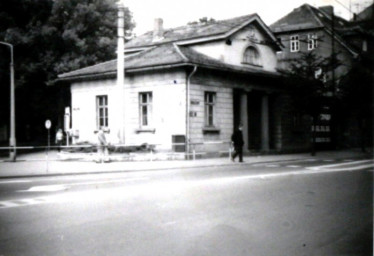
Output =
[{"x1": 0, "y1": 158, "x2": 372, "y2": 256}]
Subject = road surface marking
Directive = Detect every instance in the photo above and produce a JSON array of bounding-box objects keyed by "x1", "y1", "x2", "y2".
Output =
[
  {"x1": 164, "y1": 221, "x2": 178, "y2": 226},
  {"x1": 287, "y1": 165, "x2": 301, "y2": 168},
  {"x1": 0, "y1": 198, "x2": 49, "y2": 209},
  {"x1": 26, "y1": 185, "x2": 68, "y2": 192},
  {"x1": 18, "y1": 177, "x2": 148, "y2": 193},
  {"x1": 308, "y1": 163, "x2": 374, "y2": 172},
  {"x1": 64, "y1": 177, "x2": 148, "y2": 187},
  {"x1": 266, "y1": 165, "x2": 280, "y2": 168},
  {"x1": 0, "y1": 180, "x2": 32, "y2": 184},
  {"x1": 308, "y1": 159, "x2": 373, "y2": 171},
  {"x1": 0, "y1": 201, "x2": 19, "y2": 208}
]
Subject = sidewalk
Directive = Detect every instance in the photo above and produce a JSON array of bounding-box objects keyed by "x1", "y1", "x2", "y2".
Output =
[{"x1": 0, "y1": 149, "x2": 371, "y2": 179}]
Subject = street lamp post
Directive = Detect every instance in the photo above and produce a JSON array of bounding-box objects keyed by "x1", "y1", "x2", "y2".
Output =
[{"x1": 0, "y1": 42, "x2": 16, "y2": 161}]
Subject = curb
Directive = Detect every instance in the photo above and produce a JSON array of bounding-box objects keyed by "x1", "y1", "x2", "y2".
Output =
[{"x1": 0, "y1": 157, "x2": 311, "y2": 180}]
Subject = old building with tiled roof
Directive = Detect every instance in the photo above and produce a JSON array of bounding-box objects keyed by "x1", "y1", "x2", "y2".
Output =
[
  {"x1": 58, "y1": 4, "x2": 314, "y2": 155},
  {"x1": 270, "y1": 3, "x2": 374, "y2": 150},
  {"x1": 270, "y1": 4, "x2": 364, "y2": 148}
]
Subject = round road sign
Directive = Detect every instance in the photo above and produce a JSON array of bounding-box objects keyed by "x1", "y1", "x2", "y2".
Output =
[{"x1": 45, "y1": 120, "x2": 51, "y2": 129}]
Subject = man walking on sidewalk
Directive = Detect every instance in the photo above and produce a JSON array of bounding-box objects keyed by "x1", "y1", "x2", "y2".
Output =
[{"x1": 231, "y1": 124, "x2": 244, "y2": 162}]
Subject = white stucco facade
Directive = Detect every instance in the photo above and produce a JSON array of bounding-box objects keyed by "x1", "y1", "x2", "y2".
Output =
[
  {"x1": 66, "y1": 17, "x2": 287, "y2": 153},
  {"x1": 70, "y1": 70, "x2": 188, "y2": 150},
  {"x1": 190, "y1": 24, "x2": 278, "y2": 72}
]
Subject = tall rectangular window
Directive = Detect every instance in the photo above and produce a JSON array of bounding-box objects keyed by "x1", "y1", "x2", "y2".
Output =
[
  {"x1": 308, "y1": 33, "x2": 318, "y2": 50},
  {"x1": 204, "y1": 92, "x2": 216, "y2": 127},
  {"x1": 139, "y1": 92, "x2": 152, "y2": 127},
  {"x1": 96, "y1": 95, "x2": 108, "y2": 128},
  {"x1": 290, "y1": 35, "x2": 299, "y2": 52}
]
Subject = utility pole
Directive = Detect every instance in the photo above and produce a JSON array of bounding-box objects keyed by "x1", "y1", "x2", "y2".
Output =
[
  {"x1": 331, "y1": 9, "x2": 337, "y2": 149},
  {"x1": 0, "y1": 42, "x2": 16, "y2": 161},
  {"x1": 117, "y1": 0, "x2": 125, "y2": 144}
]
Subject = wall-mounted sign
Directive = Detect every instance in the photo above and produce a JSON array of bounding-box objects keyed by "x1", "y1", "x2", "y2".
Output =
[
  {"x1": 190, "y1": 100, "x2": 199, "y2": 105},
  {"x1": 189, "y1": 111, "x2": 197, "y2": 117}
]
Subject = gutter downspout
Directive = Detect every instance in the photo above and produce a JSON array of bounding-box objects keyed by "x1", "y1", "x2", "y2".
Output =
[{"x1": 186, "y1": 65, "x2": 197, "y2": 158}]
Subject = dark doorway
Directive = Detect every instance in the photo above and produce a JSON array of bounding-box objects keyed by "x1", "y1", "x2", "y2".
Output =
[
  {"x1": 247, "y1": 91, "x2": 262, "y2": 150},
  {"x1": 233, "y1": 89, "x2": 242, "y2": 130}
]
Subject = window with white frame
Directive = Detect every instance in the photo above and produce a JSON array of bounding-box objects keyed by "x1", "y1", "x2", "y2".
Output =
[
  {"x1": 139, "y1": 92, "x2": 152, "y2": 127},
  {"x1": 204, "y1": 92, "x2": 216, "y2": 127},
  {"x1": 308, "y1": 33, "x2": 318, "y2": 50},
  {"x1": 290, "y1": 35, "x2": 299, "y2": 52},
  {"x1": 243, "y1": 46, "x2": 262, "y2": 66},
  {"x1": 96, "y1": 95, "x2": 108, "y2": 128}
]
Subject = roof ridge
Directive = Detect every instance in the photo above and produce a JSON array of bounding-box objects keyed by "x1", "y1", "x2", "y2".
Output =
[
  {"x1": 172, "y1": 43, "x2": 189, "y2": 62},
  {"x1": 148, "y1": 13, "x2": 257, "y2": 34},
  {"x1": 215, "y1": 13, "x2": 257, "y2": 23},
  {"x1": 305, "y1": 4, "x2": 325, "y2": 27}
]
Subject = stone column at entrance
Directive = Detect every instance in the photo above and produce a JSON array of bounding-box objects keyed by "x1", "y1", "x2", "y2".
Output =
[
  {"x1": 240, "y1": 93, "x2": 248, "y2": 151},
  {"x1": 261, "y1": 94, "x2": 270, "y2": 151}
]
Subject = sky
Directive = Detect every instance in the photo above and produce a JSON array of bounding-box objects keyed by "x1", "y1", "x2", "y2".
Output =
[{"x1": 122, "y1": 0, "x2": 372, "y2": 36}]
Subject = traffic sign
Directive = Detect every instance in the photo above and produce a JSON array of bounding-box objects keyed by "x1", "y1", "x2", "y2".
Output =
[{"x1": 45, "y1": 120, "x2": 51, "y2": 129}]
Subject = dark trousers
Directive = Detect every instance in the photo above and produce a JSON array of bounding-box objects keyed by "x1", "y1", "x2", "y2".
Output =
[
  {"x1": 56, "y1": 141, "x2": 62, "y2": 152},
  {"x1": 232, "y1": 146, "x2": 243, "y2": 162}
]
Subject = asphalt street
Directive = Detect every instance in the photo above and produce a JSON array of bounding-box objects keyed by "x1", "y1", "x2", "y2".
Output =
[{"x1": 0, "y1": 158, "x2": 372, "y2": 256}]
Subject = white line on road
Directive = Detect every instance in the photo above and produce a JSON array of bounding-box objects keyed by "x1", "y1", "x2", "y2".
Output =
[
  {"x1": 64, "y1": 177, "x2": 148, "y2": 187},
  {"x1": 238, "y1": 165, "x2": 373, "y2": 181},
  {"x1": 307, "y1": 159, "x2": 374, "y2": 170},
  {"x1": 26, "y1": 185, "x2": 68, "y2": 192},
  {"x1": 0, "y1": 201, "x2": 19, "y2": 208},
  {"x1": 0, "y1": 197, "x2": 49, "y2": 209},
  {"x1": 0, "y1": 180, "x2": 32, "y2": 184},
  {"x1": 307, "y1": 163, "x2": 374, "y2": 172},
  {"x1": 18, "y1": 177, "x2": 149, "y2": 193},
  {"x1": 251, "y1": 158, "x2": 317, "y2": 167}
]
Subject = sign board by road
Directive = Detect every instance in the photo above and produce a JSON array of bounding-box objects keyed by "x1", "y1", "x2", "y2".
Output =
[{"x1": 45, "y1": 120, "x2": 51, "y2": 129}]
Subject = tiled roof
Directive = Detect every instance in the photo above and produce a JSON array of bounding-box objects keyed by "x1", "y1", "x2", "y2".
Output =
[
  {"x1": 58, "y1": 43, "x2": 278, "y2": 81},
  {"x1": 58, "y1": 13, "x2": 281, "y2": 81},
  {"x1": 58, "y1": 59, "x2": 117, "y2": 79},
  {"x1": 270, "y1": 4, "x2": 349, "y2": 33},
  {"x1": 125, "y1": 14, "x2": 258, "y2": 49}
]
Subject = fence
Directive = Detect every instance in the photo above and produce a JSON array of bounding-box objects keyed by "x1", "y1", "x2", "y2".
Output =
[{"x1": 0, "y1": 141, "x2": 233, "y2": 162}]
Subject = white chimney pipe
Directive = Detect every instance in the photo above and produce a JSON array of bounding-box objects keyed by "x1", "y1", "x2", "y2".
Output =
[{"x1": 153, "y1": 18, "x2": 164, "y2": 42}]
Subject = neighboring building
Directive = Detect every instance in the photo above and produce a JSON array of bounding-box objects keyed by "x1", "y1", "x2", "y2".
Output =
[
  {"x1": 270, "y1": 4, "x2": 360, "y2": 149},
  {"x1": 58, "y1": 9, "x2": 313, "y2": 154},
  {"x1": 345, "y1": 3, "x2": 374, "y2": 54}
]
